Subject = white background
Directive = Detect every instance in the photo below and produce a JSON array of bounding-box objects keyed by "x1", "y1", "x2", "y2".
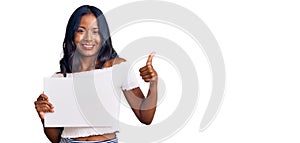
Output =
[{"x1": 0, "y1": 0, "x2": 299, "y2": 142}]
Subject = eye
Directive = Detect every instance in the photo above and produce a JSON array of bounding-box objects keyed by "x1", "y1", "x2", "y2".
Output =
[
  {"x1": 92, "y1": 30, "x2": 99, "y2": 34},
  {"x1": 77, "y1": 29, "x2": 85, "y2": 33}
]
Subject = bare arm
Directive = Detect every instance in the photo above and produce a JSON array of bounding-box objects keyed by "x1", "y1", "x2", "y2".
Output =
[
  {"x1": 123, "y1": 53, "x2": 158, "y2": 125},
  {"x1": 43, "y1": 125, "x2": 62, "y2": 143},
  {"x1": 123, "y1": 82, "x2": 157, "y2": 125},
  {"x1": 35, "y1": 93, "x2": 62, "y2": 143}
]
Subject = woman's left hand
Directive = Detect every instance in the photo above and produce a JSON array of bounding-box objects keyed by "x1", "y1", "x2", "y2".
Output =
[{"x1": 139, "y1": 52, "x2": 158, "y2": 82}]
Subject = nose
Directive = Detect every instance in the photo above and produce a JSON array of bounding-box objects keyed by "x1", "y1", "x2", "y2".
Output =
[{"x1": 83, "y1": 30, "x2": 92, "y2": 41}]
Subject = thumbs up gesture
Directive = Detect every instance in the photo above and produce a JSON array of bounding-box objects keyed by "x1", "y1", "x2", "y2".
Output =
[{"x1": 139, "y1": 52, "x2": 158, "y2": 82}]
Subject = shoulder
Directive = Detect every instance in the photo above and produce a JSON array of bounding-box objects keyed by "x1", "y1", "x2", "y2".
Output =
[
  {"x1": 113, "y1": 58, "x2": 127, "y2": 64},
  {"x1": 102, "y1": 58, "x2": 127, "y2": 68},
  {"x1": 51, "y1": 72, "x2": 64, "y2": 78}
]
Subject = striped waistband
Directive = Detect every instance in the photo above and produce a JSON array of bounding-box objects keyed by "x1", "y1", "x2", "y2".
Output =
[{"x1": 71, "y1": 138, "x2": 118, "y2": 143}]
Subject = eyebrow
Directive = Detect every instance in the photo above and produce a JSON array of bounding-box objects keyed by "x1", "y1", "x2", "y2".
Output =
[
  {"x1": 78, "y1": 26, "x2": 86, "y2": 29},
  {"x1": 78, "y1": 26, "x2": 99, "y2": 30}
]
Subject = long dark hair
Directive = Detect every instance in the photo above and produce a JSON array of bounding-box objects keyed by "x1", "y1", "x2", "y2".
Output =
[{"x1": 59, "y1": 5, "x2": 118, "y2": 77}]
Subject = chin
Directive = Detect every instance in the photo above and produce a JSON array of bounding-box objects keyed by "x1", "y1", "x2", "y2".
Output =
[
  {"x1": 77, "y1": 50, "x2": 98, "y2": 57},
  {"x1": 82, "y1": 53, "x2": 98, "y2": 57}
]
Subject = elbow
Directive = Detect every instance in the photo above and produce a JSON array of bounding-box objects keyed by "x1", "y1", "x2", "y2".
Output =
[
  {"x1": 141, "y1": 119, "x2": 153, "y2": 125},
  {"x1": 139, "y1": 109, "x2": 156, "y2": 125},
  {"x1": 140, "y1": 114, "x2": 154, "y2": 125}
]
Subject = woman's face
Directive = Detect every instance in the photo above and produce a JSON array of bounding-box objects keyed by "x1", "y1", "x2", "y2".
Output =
[{"x1": 74, "y1": 14, "x2": 101, "y2": 58}]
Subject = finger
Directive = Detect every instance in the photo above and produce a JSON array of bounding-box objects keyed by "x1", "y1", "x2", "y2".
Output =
[
  {"x1": 139, "y1": 65, "x2": 149, "y2": 72},
  {"x1": 37, "y1": 93, "x2": 49, "y2": 101},
  {"x1": 140, "y1": 68, "x2": 155, "y2": 76},
  {"x1": 35, "y1": 103, "x2": 52, "y2": 111},
  {"x1": 139, "y1": 65, "x2": 153, "y2": 73},
  {"x1": 146, "y1": 52, "x2": 155, "y2": 65},
  {"x1": 35, "y1": 101, "x2": 54, "y2": 111},
  {"x1": 142, "y1": 73, "x2": 157, "y2": 80},
  {"x1": 38, "y1": 108, "x2": 54, "y2": 120},
  {"x1": 36, "y1": 105, "x2": 54, "y2": 113},
  {"x1": 143, "y1": 78, "x2": 151, "y2": 82},
  {"x1": 139, "y1": 66, "x2": 147, "y2": 72},
  {"x1": 41, "y1": 93, "x2": 49, "y2": 101},
  {"x1": 35, "y1": 100, "x2": 53, "y2": 107},
  {"x1": 140, "y1": 71, "x2": 150, "y2": 76},
  {"x1": 142, "y1": 74, "x2": 152, "y2": 79},
  {"x1": 38, "y1": 103, "x2": 54, "y2": 112},
  {"x1": 143, "y1": 73, "x2": 158, "y2": 82}
]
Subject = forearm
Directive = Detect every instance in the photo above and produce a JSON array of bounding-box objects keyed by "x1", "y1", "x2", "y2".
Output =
[
  {"x1": 41, "y1": 120, "x2": 62, "y2": 143},
  {"x1": 140, "y1": 81, "x2": 158, "y2": 125}
]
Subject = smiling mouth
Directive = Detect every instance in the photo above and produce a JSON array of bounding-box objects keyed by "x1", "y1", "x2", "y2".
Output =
[{"x1": 81, "y1": 44, "x2": 94, "y2": 50}]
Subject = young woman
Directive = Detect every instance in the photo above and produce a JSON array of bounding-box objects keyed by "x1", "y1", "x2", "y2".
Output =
[{"x1": 34, "y1": 5, "x2": 157, "y2": 143}]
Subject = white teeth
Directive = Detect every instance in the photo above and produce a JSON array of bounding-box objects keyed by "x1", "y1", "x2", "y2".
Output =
[
  {"x1": 81, "y1": 44, "x2": 94, "y2": 50},
  {"x1": 83, "y1": 44, "x2": 93, "y2": 47}
]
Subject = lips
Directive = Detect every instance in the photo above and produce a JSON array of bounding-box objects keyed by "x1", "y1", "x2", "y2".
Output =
[{"x1": 81, "y1": 44, "x2": 94, "y2": 50}]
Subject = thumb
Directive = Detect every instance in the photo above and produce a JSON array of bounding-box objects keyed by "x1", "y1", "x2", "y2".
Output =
[{"x1": 146, "y1": 52, "x2": 156, "y2": 65}]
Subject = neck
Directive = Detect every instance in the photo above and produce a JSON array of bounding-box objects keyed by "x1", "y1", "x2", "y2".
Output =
[{"x1": 77, "y1": 56, "x2": 97, "y2": 72}]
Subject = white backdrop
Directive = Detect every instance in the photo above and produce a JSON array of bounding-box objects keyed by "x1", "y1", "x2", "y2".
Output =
[{"x1": 0, "y1": 0, "x2": 299, "y2": 142}]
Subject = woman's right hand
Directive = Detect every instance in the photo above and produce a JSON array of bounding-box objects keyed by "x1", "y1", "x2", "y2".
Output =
[{"x1": 34, "y1": 93, "x2": 54, "y2": 120}]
